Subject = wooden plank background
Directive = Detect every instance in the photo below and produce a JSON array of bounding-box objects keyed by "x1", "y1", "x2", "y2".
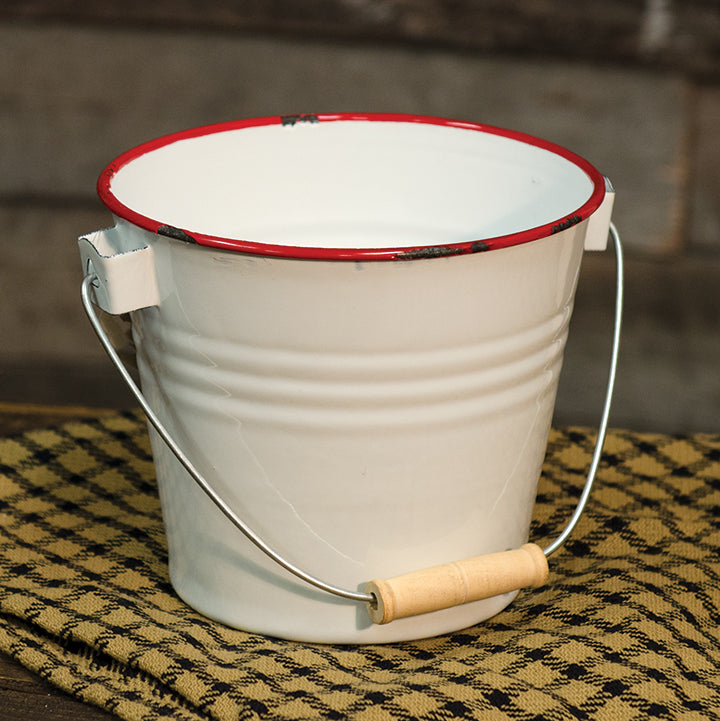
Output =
[{"x1": 2, "y1": 0, "x2": 719, "y2": 80}]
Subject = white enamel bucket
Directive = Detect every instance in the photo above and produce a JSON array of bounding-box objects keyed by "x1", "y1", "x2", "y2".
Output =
[{"x1": 79, "y1": 113, "x2": 621, "y2": 643}]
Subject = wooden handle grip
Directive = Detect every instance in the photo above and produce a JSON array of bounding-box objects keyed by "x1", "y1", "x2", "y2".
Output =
[{"x1": 365, "y1": 543, "x2": 548, "y2": 625}]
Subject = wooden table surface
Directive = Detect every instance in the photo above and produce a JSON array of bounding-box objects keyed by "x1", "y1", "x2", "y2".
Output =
[{"x1": 0, "y1": 402, "x2": 118, "y2": 721}]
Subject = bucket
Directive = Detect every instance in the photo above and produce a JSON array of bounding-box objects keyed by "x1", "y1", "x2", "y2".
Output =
[{"x1": 79, "y1": 113, "x2": 621, "y2": 644}]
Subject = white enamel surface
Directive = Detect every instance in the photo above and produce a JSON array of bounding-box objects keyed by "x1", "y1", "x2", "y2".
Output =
[
  {"x1": 78, "y1": 228, "x2": 160, "y2": 314},
  {"x1": 584, "y1": 181, "x2": 615, "y2": 250},
  {"x1": 109, "y1": 121, "x2": 595, "y2": 249},
  {"x1": 123, "y1": 223, "x2": 587, "y2": 643}
]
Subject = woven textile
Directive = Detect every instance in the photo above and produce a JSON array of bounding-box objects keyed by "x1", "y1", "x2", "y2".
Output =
[{"x1": 1, "y1": 412, "x2": 719, "y2": 720}]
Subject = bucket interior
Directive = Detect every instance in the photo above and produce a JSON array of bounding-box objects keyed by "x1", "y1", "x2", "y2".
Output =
[{"x1": 103, "y1": 116, "x2": 601, "y2": 254}]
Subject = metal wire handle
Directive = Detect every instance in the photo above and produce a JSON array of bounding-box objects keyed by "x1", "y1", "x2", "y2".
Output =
[
  {"x1": 81, "y1": 223, "x2": 622, "y2": 603},
  {"x1": 81, "y1": 275, "x2": 373, "y2": 604},
  {"x1": 543, "y1": 221, "x2": 623, "y2": 557}
]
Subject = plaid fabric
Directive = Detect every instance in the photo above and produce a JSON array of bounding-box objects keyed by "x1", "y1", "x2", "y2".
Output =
[{"x1": 1, "y1": 411, "x2": 719, "y2": 720}]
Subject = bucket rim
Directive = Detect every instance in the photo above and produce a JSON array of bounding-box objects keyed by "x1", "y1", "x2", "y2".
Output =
[{"x1": 97, "y1": 112, "x2": 607, "y2": 261}]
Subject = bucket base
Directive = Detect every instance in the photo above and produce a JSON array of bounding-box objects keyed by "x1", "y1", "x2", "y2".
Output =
[{"x1": 169, "y1": 562, "x2": 521, "y2": 644}]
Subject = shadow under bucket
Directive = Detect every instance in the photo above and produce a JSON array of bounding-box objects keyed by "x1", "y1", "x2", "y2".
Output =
[{"x1": 79, "y1": 113, "x2": 621, "y2": 643}]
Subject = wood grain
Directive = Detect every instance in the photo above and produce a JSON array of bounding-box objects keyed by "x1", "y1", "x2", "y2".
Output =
[
  {"x1": 366, "y1": 543, "x2": 548, "y2": 624},
  {"x1": 1, "y1": 0, "x2": 718, "y2": 79},
  {"x1": 0, "y1": 654, "x2": 115, "y2": 721}
]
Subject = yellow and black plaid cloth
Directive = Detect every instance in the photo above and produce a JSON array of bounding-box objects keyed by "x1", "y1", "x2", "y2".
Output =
[{"x1": 1, "y1": 411, "x2": 719, "y2": 720}]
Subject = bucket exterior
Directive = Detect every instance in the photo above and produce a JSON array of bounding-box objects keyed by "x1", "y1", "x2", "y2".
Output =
[
  {"x1": 126, "y1": 221, "x2": 584, "y2": 643},
  {"x1": 80, "y1": 114, "x2": 611, "y2": 643}
]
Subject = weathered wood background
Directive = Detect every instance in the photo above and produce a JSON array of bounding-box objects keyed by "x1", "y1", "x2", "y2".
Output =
[{"x1": 2, "y1": 0, "x2": 719, "y2": 79}]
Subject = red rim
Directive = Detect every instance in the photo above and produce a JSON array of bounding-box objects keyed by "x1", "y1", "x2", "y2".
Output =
[{"x1": 97, "y1": 113, "x2": 607, "y2": 261}]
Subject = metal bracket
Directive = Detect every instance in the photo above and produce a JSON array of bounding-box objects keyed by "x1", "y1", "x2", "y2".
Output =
[{"x1": 78, "y1": 228, "x2": 160, "y2": 314}]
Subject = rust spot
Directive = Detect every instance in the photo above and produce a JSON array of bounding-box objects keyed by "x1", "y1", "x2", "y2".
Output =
[
  {"x1": 281, "y1": 114, "x2": 320, "y2": 127},
  {"x1": 157, "y1": 225, "x2": 197, "y2": 244},
  {"x1": 551, "y1": 215, "x2": 582, "y2": 234},
  {"x1": 395, "y1": 241, "x2": 490, "y2": 260},
  {"x1": 395, "y1": 245, "x2": 466, "y2": 260}
]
